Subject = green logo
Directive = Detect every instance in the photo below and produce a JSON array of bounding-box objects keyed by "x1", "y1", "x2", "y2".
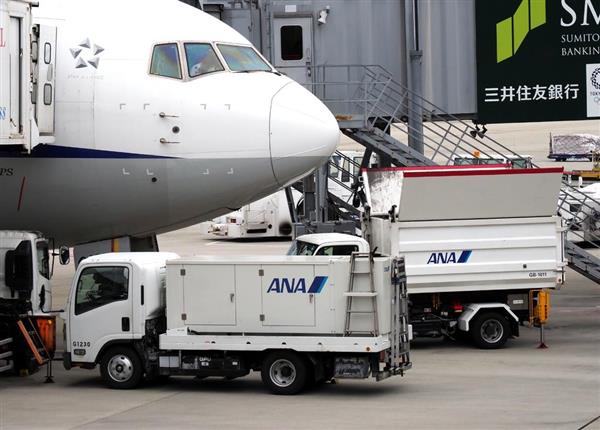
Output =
[{"x1": 496, "y1": 0, "x2": 546, "y2": 63}]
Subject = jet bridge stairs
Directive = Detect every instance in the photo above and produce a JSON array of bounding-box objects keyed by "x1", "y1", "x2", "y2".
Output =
[{"x1": 296, "y1": 64, "x2": 600, "y2": 285}]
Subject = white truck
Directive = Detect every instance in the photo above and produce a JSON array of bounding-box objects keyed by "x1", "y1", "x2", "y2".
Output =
[
  {"x1": 0, "y1": 231, "x2": 57, "y2": 374},
  {"x1": 288, "y1": 165, "x2": 565, "y2": 349},
  {"x1": 205, "y1": 190, "x2": 296, "y2": 239},
  {"x1": 63, "y1": 252, "x2": 411, "y2": 394}
]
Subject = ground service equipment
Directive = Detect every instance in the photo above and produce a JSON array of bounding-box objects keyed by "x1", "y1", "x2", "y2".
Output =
[
  {"x1": 63, "y1": 252, "x2": 411, "y2": 394},
  {"x1": 288, "y1": 165, "x2": 566, "y2": 349},
  {"x1": 0, "y1": 231, "x2": 56, "y2": 375}
]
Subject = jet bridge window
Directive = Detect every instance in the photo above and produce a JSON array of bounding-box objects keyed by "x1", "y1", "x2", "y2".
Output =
[
  {"x1": 75, "y1": 267, "x2": 129, "y2": 315},
  {"x1": 150, "y1": 43, "x2": 182, "y2": 79},
  {"x1": 184, "y1": 43, "x2": 224, "y2": 77},
  {"x1": 217, "y1": 44, "x2": 272, "y2": 72},
  {"x1": 280, "y1": 26, "x2": 303, "y2": 60}
]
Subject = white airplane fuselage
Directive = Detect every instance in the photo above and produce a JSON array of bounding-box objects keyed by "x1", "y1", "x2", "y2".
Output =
[{"x1": 0, "y1": 0, "x2": 339, "y2": 245}]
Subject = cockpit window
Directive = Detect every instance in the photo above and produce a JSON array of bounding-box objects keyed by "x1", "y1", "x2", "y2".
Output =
[
  {"x1": 150, "y1": 43, "x2": 182, "y2": 79},
  {"x1": 184, "y1": 43, "x2": 224, "y2": 77},
  {"x1": 217, "y1": 44, "x2": 272, "y2": 72}
]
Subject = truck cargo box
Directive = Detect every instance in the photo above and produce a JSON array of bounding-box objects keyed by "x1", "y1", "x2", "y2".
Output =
[
  {"x1": 165, "y1": 255, "x2": 392, "y2": 336},
  {"x1": 361, "y1": 165, "x2": 566, "y2": 294},
  {"x1": 368, "y1": 216, "x2": 564, "y2": 294}
]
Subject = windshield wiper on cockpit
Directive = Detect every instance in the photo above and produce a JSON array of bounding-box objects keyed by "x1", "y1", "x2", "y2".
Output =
[{"x1": 236, "y1": 69, "x2": 282, "y2": 76}]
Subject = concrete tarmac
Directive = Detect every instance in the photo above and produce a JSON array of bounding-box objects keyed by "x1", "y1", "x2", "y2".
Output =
[{"x1": 1, "y1": 228, "x2": 599, "y2": 430}]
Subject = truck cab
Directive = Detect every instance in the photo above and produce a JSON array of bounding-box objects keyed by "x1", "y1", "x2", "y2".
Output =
[
  {"x1": 287, "y1": 233, "x2": 369, "y2": 256},
  {"x1": 0, "y1": 230, "x2": 55, "y2": 374},
  {"x1": 64, "y1": 252, "x2": 178, "y2": 370},
  {"x1": 0, "y1": 231, "x2": 52, "y2": 314}
]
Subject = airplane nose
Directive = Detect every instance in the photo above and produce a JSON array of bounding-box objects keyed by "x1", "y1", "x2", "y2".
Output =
[{"x1": 269, "y1": 82, "x2": 340, "y2": 186}]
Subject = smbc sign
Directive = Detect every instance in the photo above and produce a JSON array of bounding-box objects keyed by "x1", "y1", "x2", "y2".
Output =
[{"x1": 476, "y1": 0, "x2": 600, "y2": 123}]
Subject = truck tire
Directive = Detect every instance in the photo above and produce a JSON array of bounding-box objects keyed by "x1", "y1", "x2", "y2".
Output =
[
  {"x1": 99, "y1": 346, "x2": 143, "y2": 389},
  {"x1": 261, "y1": 351, "x2": 308, "y2": 395},
  {"x1": 470, "y1": 311, "x2": 510, "y2": 349}
]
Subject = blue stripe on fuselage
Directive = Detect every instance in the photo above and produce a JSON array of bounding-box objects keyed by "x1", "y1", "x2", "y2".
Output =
[{"x1": 0, "y1": 144, "x2": 176, "y2": 159}]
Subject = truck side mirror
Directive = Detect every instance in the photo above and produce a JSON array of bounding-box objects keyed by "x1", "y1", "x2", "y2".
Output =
[
  {"x1": 4, "y1": 240, "x2": 34, "y2": 298},
  {"x1": 59, "y1": 246, "x2": 70, "y2": 265}
]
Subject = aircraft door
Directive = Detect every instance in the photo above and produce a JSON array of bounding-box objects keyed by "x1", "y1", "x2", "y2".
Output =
[
  {"x1": 35, "y1": 26, "x2": 56, "y2": 136},
  {"x1": 0, "y1": 13, "x2": 9, "y2": 141},
  {"x1": 7, "y1": 17, "x2": 21, "y2": 137},
  {"x1": 273, "y1": 17, "x2": 313, "y2": 88}
]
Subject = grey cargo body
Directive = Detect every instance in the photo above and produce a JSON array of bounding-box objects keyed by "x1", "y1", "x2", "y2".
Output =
[{"x1": 165, "y1": 255, "x2": 391, "y2": 337}]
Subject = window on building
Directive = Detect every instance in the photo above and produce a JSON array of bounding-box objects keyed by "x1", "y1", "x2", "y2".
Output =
[
  {"x1": 150, "y1": 43, "x2": 182, "y2": 79},
  {"x1": 217, "y1": 44, "x2": 272, "y2": 72},
  {"x1": 75, "y1": 266, "x2": 129, "y2": 315},
  {"x1": 184, "y1": 43, "x2": 224, "y2": 77},
  {"x1": 280, "y1": 26, "x2": 303, "y2": 60}
]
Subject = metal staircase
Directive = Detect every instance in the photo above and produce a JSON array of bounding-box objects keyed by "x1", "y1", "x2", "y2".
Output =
[
  {"x1": 565, "y1": 242, "x2": 600, "y2": 284},
  {"x1": 292, "y1": 64, "x2": 600, "y2": 284}
]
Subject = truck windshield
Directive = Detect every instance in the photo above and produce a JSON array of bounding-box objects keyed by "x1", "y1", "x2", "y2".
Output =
[
  {"x1": 75, "y1": 267, "x2": 129, "y2": 315},
  {"x1": 287, "y1": 240, "x2": 318, "y2": 256}
]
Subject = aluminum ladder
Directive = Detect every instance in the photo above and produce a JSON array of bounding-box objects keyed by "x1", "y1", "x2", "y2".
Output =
[
  {"x1": 16, "y1": 317, "x2": 50, "y2": 367},
  {"x1": 344, "y1": 252, "x2": 379, "y2": 336},
  {"x1": 386, "y1": 257, "x2": 411, "y2": 378}
]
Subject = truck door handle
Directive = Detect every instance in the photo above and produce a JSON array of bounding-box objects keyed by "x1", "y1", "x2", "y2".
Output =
[
  {"x1": 309, "y1": 293, "x2": 314, "y2": 303},
  {"x1": 230, "y1": 293, "x2": 235, "y2": 303},
  {"x1": 121, "y1": 317, "x2": 130, "y2": 332}
]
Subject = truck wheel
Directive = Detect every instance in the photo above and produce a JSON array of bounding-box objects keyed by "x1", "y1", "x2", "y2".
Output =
[
  {"x1": 470, "y1": 311, "x2": 510, "y2": 349},
  {"x1": 261, "y1": 351, "x2": 307, "y2": 395},
  {"x1": 100, "y1": 346, "x2": 143, "y2": 389}
]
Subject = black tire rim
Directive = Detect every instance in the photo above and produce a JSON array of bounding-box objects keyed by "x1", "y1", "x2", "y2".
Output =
[{"x1": 480, "y1": 319, "x2": 504, "y2": 344}]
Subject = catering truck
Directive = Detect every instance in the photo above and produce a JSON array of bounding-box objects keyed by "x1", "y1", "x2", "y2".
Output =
[
  {"x1": 0, "y1": 231, "x2": 56, "y2": 375},
  {"x1": 63, "y1": 252, "x2": 411, "y2": 394},
  {"x1": 288, "y1": 165, "x2": 565, "y2": 349}
]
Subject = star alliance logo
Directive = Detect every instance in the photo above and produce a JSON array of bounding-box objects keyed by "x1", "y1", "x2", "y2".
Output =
[{"x1": 70, "y1": 38, "x2": 104, "y2": 69}]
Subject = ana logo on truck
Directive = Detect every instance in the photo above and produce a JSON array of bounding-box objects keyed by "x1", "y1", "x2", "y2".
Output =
[
  {"x1": 267, "y1": 276, "x2": 328, "y2": 294},
  {"x1": 427, "y1": 250, "x2": 472, "y2": 265}
]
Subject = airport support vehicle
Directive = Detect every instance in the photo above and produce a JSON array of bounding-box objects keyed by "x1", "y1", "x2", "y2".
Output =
[
  {"x1": 0, "y1": 231, "x2": 57, "y2": 375},
  {"x1": 63, "y1": 252, "x2": 411, "y2": 394},
  {"x1": 205, "y1": 190, "x2": 296, "y2": 239},
  {"x1": 288, "y1": 165, "x2": 565, "y2": 348},
  {"x1": 548, "y1": 133, "x2": 600, "y2": 161}
]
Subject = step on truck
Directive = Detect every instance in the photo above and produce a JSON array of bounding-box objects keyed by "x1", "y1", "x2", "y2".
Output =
[
  {"x1": 63, "y1": 252, "x2": 411, "y2": 394},
  {"x1": 0, "y1": 231, "x2": 57, "y2": 375},
  {"x1": 288, "y1": 164, "x2": 565, "y2": 349}
]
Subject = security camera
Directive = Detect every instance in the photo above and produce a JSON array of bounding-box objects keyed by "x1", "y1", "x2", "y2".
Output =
[{"x1": 318, "y1": 6, "x2": 330, "y2": 25}]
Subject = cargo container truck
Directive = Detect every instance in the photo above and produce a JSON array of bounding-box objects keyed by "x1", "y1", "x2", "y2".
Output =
[
  {"x1": 62, "y1": 252, "x2": 411, "y2": 394},
  {"x1": 288, "y1": 165, "x2": 565, "y2": 348}
]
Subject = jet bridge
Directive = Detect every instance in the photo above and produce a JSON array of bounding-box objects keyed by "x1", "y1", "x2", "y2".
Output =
[{"x1": 0, "y1": 0, "x2": 55, "y2": 152}]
